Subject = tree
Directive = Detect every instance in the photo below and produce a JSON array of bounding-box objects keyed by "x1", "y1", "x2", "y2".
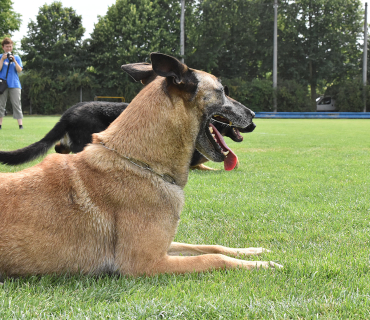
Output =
[
  {"x1": 86, "y1": 0, "x2": 181, "y2": 101},
  {"x1": 183, "y1": 0, "x2": 364, "y2": 110},
  {"x1": 185, "y1": 0, "x2": 275, "y2": 81},
  {"x1": 21, "y1": 1, "x2": 86, "y2": 74},
  {"x1": 20, "y1": 2, "x2": 95, "y2": 114},
  {"x1": 278, "y1": 0, "x2": 363, "y2": 103},
  {"x1": 0, "y1": 0, "x2": 21, "y2": 38},
  {"x1": 20, "y1": 69, "x2": 96, "y2": 114}
]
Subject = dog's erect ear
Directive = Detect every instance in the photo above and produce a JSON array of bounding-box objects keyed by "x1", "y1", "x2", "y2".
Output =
[
  {"x1": 150, "y1": 53, "x2": 188, "y2": 85},
  {"x1": 121, "y1": 62, "x2": 156, "y2": 85}
]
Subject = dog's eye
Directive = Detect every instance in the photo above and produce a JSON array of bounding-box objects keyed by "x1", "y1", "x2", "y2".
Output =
[{"x1": 224, "y1": 86, "x2": 229, "y2": 96}]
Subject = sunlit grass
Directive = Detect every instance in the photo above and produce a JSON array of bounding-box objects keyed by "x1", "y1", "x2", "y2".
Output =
[{"x1": 0, "y1": 116, "x2": 369, "y2": 318}]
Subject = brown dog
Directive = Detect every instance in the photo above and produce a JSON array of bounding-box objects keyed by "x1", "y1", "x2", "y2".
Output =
[{"x1": 0, "y1": 53, "x2": 281, "y2": 278}]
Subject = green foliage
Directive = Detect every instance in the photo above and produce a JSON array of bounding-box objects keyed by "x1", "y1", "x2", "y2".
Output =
[
  {"x1": 325, "y1": 79, "x2": 370, "y2": 112},
  {"x1": 20, "y1": 70, "x2": 96, "y2": 114},
  {"x1": 86, "y1": 0, "x2": 181, "y2": 101},
  {"x1": 223, "y1": 78, "x2": 312, "y2": 112},
  {"x1": 21, "y1": 2, "x2": 85, "y2": 73},
  {"x1": 20, "y1": 2, "x2": 95, "y2": 113},
  {"x1": 0, "y1": 0, "x2": 21, "y2": 38},
  {"x1": 277, "y1": 79, "x2": 314, "y2": 112},
  {"x1": 186, "y1": 0, "x2": 274, "y2": 81},
  {"x1": 278, "y1": 0, "x2": 363, "y2": 101},
  {"x1": 184, "y1": 0, "x2": 364, "y2": 110},
  {"x1": 225, "y1": 78, "x2": 273, "y2": 112},
  {"x1": 14, "y1": 0, "x2": 367, "y2": 113}
]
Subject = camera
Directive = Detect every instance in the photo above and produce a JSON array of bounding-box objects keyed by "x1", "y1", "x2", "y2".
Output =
[{"x1": 7, "y1": 52, "x2": 13, "y2": 62}]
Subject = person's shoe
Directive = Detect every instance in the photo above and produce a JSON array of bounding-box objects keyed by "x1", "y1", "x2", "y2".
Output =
[
  {"x1": 19, "y1": 125, "x2": 23, "y2": 129},
  {"x1": 0, "y1": 125, "x2": 2, "y2": 129}
]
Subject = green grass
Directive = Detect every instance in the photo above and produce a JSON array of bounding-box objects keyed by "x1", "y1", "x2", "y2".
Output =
[{"x1": 0, "y1": 116, "x2": 370, "y2": 319}]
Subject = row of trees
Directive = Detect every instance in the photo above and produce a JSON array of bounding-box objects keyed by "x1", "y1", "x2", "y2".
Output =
[{"x1": 1, "y1": 0, "x2": 368, "y2": 113}]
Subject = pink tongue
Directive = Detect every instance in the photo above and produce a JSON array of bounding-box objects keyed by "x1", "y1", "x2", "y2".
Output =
[{"x1": 210, "y1": 123, "x2": 238, "y2": 171}]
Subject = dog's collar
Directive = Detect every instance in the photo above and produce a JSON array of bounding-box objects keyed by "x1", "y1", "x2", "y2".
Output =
[{"x1": 99, "y1": 142, "x2": 177, "y2": 185}]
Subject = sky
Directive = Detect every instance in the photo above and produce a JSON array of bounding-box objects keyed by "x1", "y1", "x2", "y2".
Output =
[
  {"x1": 11, "y1": 0, "x2": 117, "y2": 47},
  {"x1": 9, "y1": 0, "x2": 370, "y2": 49}
]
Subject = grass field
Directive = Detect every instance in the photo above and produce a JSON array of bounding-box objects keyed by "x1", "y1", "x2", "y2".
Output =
[{"x1": 0, "y1": 116, "x2": 369, "y2": 319}]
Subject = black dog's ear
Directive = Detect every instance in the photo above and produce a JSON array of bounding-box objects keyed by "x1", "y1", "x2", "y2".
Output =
[
  {"x1": 121, "y1": 62, "x2": 156, "y2": 85},
  {"x1": 150, "y1": 53, "x2": 188, "y2": 85}
]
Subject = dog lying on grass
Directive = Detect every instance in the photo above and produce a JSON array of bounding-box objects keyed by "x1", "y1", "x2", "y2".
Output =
[
  {"x1": 0, "y1": 53, "x2": 281, "y2": 278},
  {"x1": 0, "y1": 75, "x2": 254, "y2": 171}
]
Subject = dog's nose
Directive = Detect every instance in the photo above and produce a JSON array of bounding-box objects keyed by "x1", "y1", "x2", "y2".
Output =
[
  {"x1": 250, "y1": 110, "x2": 255, "y2": 118},
  {"x1": 242, "y1": 122, "x2": 256, "y2": 133}
]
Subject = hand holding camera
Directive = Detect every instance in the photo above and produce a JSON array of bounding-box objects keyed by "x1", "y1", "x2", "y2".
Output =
[{"x1": 6, "y1": 52, "x2": 13, "y2": 63}]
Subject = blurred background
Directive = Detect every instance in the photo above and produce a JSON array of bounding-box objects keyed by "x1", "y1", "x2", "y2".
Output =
[{"x1": 2, "y1": 0, "x2": 370, "y2": 114}]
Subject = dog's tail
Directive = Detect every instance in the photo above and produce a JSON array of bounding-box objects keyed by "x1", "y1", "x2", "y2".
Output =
[{"x1": 0, "y1": 119, "x2": 68, "y2": 165}]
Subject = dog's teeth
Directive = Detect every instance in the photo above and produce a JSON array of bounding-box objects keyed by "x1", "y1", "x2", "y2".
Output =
[
  {"x1": 223, "y1": 151, "x2": 229, "y2": 156},
  {"x1": 209, "y1": 127, "x2": 213, "y2": 133},
  {"x1": 212, "y1": 134, "x2": 216, "y2": 140}
]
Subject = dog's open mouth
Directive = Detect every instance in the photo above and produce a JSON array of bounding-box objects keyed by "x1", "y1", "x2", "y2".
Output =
[
  {"x1": 212, "y1": 116, "x2": 244, "y2": 142},
  {"x1": 196, "y1": 105, "x2": 255, "y2": 171},
  {"x1": 207, "y1": 115, "x2": 239, "y2": 171}
]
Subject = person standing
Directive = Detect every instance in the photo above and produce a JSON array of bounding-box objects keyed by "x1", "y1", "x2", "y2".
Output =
[{"x1": 0, "y1": 37, "x2": 23, "y2": 129}]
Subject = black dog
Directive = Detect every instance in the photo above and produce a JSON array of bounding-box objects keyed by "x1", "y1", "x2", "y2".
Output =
[
  {"x1": 0, "y1": 101, "x2": 255, "y2": 169},
  {"x1": 0, "y1": 101, "x2": 128, "y2": 166}
]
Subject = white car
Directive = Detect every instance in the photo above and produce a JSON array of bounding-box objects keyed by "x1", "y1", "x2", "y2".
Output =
[{"x1": 316, "y1": 96, "x2": 337, "y2": 112}]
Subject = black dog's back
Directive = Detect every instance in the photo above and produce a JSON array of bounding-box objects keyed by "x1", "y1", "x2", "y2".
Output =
[
  {"x1": 0, "y1": 101, "x2": 129, "y2": 165},
  {"x1": 61, "y1": 102, "x2": 128, "y2": 153}
]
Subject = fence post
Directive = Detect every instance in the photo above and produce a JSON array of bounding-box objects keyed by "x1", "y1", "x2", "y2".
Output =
[
  {"x1": 180, "y1": 0, "x2": 185, "y2": 63},
  {"x1": 363, "y1": 3, "x2": 368, "y2": 112},
  {"x1": 273, "y1": 0, "x2": 278, "y2": 112}
]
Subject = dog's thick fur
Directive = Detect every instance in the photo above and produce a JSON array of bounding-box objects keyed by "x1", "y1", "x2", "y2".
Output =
[{"x1": 0, "y1": 53, "x2": 281, "y2": 278}]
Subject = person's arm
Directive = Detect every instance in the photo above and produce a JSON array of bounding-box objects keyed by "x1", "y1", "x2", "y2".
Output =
[{"x1": 12, "y1": 55, "x2": 22, "y2": 73}]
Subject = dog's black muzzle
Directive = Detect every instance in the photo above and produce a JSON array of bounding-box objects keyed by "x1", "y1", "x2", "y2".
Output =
[{"x1": 240, "y1": 122, "x2": 256, "y2": 133}]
